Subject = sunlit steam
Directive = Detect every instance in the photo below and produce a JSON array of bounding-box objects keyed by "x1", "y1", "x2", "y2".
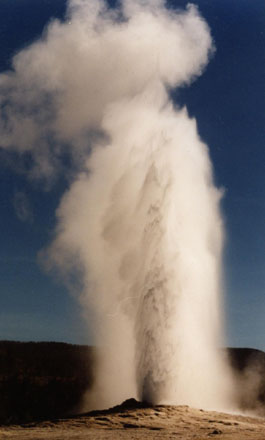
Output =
[{"x1": 0, "y1": 0, "x2": 235, "y2": 410}]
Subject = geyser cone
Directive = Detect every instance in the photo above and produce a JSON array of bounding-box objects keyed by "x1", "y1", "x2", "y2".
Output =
[{"x1": 0, "y1": 0, "x2": 235, "y2": 411}]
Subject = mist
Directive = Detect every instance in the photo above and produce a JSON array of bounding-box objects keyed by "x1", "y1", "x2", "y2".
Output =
[{"x1": 0, "y1": 0, "x2": 235, "y2": 410}]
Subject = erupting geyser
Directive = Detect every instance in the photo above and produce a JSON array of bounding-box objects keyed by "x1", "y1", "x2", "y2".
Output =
[{"x1": 0, "y1": 0, "x2": 235, "y2": 411}]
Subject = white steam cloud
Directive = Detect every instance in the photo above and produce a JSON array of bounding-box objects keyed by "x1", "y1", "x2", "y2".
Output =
[{"x1": 0, "y1": 0, "x2": 235, "y2": 410}]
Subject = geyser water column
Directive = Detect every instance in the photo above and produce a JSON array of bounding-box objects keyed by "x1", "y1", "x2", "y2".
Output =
[
  {"x1": 49, "y1": 1, "x2": 234, "y2": 410},
  {"x1": 0, "y1": 0, "x2": 234, "y2": 410},
  {"x1": 87, "y1": 88, "x2": 233, "y2": 409}
]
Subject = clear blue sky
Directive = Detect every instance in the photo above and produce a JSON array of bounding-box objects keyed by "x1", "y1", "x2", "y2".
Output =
[{"x1": 0, "y1": 0, "x2": 264, "y2": 349}]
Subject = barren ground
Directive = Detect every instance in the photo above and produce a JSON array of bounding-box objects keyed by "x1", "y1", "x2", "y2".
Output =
[{"x1": 1, "y1": 402, "x2": 265, "y2": 440}]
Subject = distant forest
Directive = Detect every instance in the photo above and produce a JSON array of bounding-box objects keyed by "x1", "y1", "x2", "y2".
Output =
[{"x1": 0, "y1": 341, "x2": 94, "y2": 424}]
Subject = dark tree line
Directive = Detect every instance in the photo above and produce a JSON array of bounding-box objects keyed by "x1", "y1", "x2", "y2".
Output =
[{"x1": 0, "y1": 341, "x2": 94, "y2": 424}]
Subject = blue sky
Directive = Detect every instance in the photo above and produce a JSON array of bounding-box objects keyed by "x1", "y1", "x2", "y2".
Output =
[{"x1": 0, "y1": 0, "x2": 264, "y2": 349}]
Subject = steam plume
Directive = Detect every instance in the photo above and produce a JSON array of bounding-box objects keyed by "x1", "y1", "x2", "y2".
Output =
[{"x1": 0, "y1": 0, "x2": 234, "y2": 410}]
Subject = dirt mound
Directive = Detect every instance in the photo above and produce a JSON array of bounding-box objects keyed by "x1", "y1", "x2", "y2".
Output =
[
  {"x1": 2, "y1": 399, "x2": 265, "y2": 439},
  {"x1": 113, "y1": 398, "x2": 152, "y2": 410}
]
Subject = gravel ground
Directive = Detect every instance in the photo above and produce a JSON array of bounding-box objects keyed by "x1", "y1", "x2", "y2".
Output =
[{"x1": 1, "y1": 403, "x2": 265, "y2": 439}]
